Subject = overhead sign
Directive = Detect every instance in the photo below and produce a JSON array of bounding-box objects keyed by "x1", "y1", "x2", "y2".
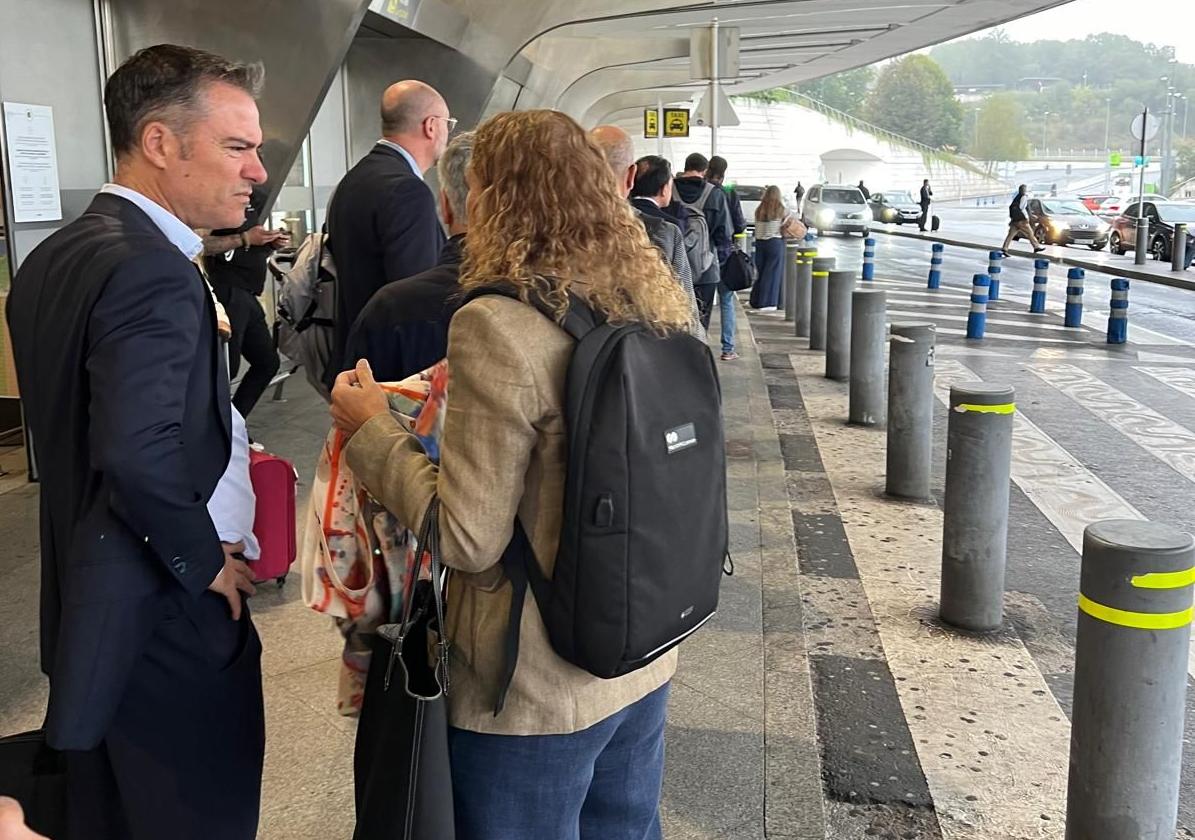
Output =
[
  {"x1": 664, "y1": 108, "x2": 690, "y2": 138},
  {"x1": 1109, "y1": 152, "x2": 1122, "y2": 167},
  {"x1": 1133, "y1": 155, "x2": 1151, "y2": 167},
  {"x1": 644, "y1": 109, "x2": 659, "y2": 138},
  {"x1": 692, "y1": 87, "x2": 740, "y2": 129},
  {"x1": 1131, "y1": 112, "x2": 1160, "y2": 143}
]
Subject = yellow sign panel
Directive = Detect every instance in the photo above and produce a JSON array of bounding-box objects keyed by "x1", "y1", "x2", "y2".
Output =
[
  {"x1": 663, "y1": 108, "x2": 690, "y2": 138},
  {"x1": 644, "y1": 109, "x2": 659, "y2": 138}
]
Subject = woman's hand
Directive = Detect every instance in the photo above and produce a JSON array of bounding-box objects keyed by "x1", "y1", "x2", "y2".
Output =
[{"x1": 331, "y1": 359, "x2": 389, "y2": 437}]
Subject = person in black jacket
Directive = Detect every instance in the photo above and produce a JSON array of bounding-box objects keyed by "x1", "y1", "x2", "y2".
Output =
[
  {"x1": 6, "y1": 45, "x2": 267, "y2": 839},
  {"x1": 919, "y1": 179, "x2": 933, "y2": 232},
  {"x1": 325, "y1": 80, "x2": 450, "y2": 388},
  {"x1": 202, "y1": 184, "x2": 287, "y2": 416},
  {"x1": 707, "y1": 156, "x2": 746, "y2": 237},
  {"x1": 344, "y1": 131, "x2": 474, "y2": 382}
]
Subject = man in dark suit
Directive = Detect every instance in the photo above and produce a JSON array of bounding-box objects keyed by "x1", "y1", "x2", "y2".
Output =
[
  {"x1": 5, "y1": 45, "x2": 267, "y2": 839},
  {"x1": 325, "y1": 80, "x2": 450, "y2": 389},
  {"x1": 344, "y1": 131, "x2": 473, "y2": 383},
  {"x1": 919, "y1": 178, "x2": 933, "y2": 232}
]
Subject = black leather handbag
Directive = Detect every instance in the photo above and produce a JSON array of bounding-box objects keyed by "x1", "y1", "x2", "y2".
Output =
[
  {"x1": 721, "y1": 247, "x2": 757, "y2": 292},
  {"x1": 352, "y1": 497, "x2": 455, "y2": 840},
  {"x1": 0, "y1": 729, "x2": 67, "y2": 839}
]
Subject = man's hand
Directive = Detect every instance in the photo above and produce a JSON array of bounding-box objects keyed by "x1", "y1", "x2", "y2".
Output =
[
  {"x1": 245, "y1": 225, "x2": 287, "y2": 248},
  {"x1": 209, "y1": 544, "x2": 256, "y2": 620},
  {"x1": 0, "y1": 797, "x2": 47, "y2": 840},
  {"x1": 331, "y1": 359, "x2": 389, "y2": 437}
]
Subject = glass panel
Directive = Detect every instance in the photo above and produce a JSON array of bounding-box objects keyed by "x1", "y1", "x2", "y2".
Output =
[{"x1": 283, "y1": 139, "x2": 310, "y2": 188}]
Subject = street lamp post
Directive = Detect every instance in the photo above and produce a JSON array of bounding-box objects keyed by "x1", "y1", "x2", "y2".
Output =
[
  {"x1": 973, "y1": 106, "x2": 981, "y2": 152},
  {"x1": 1184, "y1": 95, "x2": 1190, "y2": 139},
  {"x1": 1104, "y1": 98, "x2": 1111, "y2": 151},
  {"x1": 1042, "y1": 111, "x2": 1050, "y2": 156}
]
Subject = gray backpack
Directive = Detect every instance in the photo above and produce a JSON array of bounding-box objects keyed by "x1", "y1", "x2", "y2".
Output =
[{"x1": 678, "y1": 182, "x2": 720, "y2": 285}]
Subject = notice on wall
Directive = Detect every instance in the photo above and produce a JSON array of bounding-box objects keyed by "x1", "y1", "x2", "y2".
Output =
[{"x1": 3, "y1": 102, "x2": 62, "y2": 224}]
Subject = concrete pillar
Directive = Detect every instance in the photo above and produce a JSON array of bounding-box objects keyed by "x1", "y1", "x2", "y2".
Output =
[
  {"x1": 825, "y1": 269, "x2": 855, "y2": 381},
  {"x1": 849, "y1": 289, "x2": 887, "y2": 426},
  {"x1": 966, "y1": 274, "x2": 990, "y2": 339},
  {"x1": 939, "y1": 384, "x2": 1015, "y2": 632},
  {"x1": 885, "y1": 322, "x2": 936, "y2": 501},
  {"x1": 1066, "y1": 520, "x2": 1195, "y2": 840},
  {"x1": 794, "y1": 247, "x2": 815, "y2": 338},
  {"x1": 809, "y1": 256, "x2": 835, "y2": 351},
  {"x1": 1107, "y1": 278, "x2": 1129, "y2": 344},
  {"x1": 1065, "y1": 267, "x2": 1085, "y2": 328},
  {"x1": 1030, "y1": 258, "x2": 1049, "y2": 314},
  {"x1": 784, "y1": 241, "x2": 799, "y2": 322}
]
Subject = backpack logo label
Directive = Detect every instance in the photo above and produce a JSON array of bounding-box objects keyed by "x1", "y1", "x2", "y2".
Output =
[{"x1": 665, "y1": 423, "x2": 698, "y2": 454}]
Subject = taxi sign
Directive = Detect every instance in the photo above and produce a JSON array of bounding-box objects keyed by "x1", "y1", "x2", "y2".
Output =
[
  {"x1": 664, "y1": 108, "x2": 690, "y2": 138},
  {"x1": 644, "y1": 109, "x2": 659, "y2": 138},
  {"x1": 1109, "y1": 152, "x2": 1122, "y2": 167}
]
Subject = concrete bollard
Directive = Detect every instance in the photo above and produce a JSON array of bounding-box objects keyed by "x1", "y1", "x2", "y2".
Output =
[
  {"x1": 784, "y1": 241, "x2": 799, "y2": 321},
  {"x1": 1065, "y1": 267, "x2": 1085, "y2": 328},
  {"x1": 1030, "y1": 258, "x2": 1049, "y2": 314},
  {"x1": 927, "y1": 243, "x2": 944, "y2": 289},
  {"x1": 862, "y1": 237, "x2": 876, "y2": 281},
  {"x1": 809, "y1": 256, "x2": 835, "y2": 351},
  {"x1": 1107, "y1": 278, "x2": 1129, "y2": 344},
  {"x1": 1171, "y1": 223, "x2": 1187, "y2": 271},
  {"x1": 825, "y1": 269, "x2": 856, "y2": 381},
  {"x1": 1066, "y1": 520, "x2": 1195, "y2": 840},
  {"x1": 966, "y1": 274, "x2": 990, "y2": 339},
  {"x1": 885, "y1": 322, "x2": 936, "y2": 500},
  {"x1": 1134, "y1": 218, "x2": 1149, "y2": 266},
  {"x1": 986, "y1": 250, "x2": 1004, "y2": 301},
  {"x1": 795, "y1": 247, "x2": 815, "y2": 338},
  {"x1": 849, "y1": 290, "x2": 887, "y2": 426},
  {"x1": 939, "y1": 384, "x2": 1015, "y2": 632}
]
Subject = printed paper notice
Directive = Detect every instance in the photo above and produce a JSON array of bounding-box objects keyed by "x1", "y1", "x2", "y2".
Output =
[{"x1": 3, "y1": 102, "x2": 62, "y2": 223}]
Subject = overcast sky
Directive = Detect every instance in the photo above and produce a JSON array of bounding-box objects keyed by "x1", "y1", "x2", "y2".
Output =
[{"x1": 956, "y1": 0, "x2": 1195, "y2": 63}]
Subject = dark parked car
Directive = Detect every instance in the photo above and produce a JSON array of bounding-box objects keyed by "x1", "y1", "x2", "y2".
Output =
[
  {"x1": 1108, "y1": 200, "x2": 1195, "y2": 267},
  {"x1": 1019, "y1": 198, "x2": 1110, "y2": 250},
  {"x1": 867, "y1": 189, "x2": 922, "y2": 225}
]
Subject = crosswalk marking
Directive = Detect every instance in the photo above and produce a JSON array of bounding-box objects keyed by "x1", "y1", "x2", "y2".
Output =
[
  {"x1": 1136, "y1": 367, "x2": 1195, "y2": 402},
  {"x1": 885, "y1": 308, "x2": 1082, "y2": 334}
]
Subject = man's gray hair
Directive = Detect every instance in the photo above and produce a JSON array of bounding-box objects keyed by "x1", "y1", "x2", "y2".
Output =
[{"x1": 437, "y1": 130, "x2": 475, "y2": 219}]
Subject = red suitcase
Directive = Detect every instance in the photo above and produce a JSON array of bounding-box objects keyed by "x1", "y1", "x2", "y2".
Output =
[{"x1": 249, "y1": 446, "x2": 298, "y2": 585}]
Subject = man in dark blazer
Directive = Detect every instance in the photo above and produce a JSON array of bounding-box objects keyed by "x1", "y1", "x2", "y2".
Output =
[
  {"x1": 5, "y1": 45, "x2": 267, "y2": 839},
  {"x1": 325, "y1": 79, "x2": 450, "y2": 389}
]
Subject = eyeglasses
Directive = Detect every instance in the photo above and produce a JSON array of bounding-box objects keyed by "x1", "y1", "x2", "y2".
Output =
[{"x1": 428, "y1": 115, "x2": 458, "y2": 132}]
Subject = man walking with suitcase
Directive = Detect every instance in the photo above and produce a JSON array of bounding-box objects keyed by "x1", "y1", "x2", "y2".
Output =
[{"x1": 6, "y1": 45, "x2": 267, "y2": 839}]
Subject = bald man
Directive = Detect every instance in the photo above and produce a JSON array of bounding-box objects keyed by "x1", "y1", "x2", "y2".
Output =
[
  {"x1": 589, "y1": 125, "x2": 703, "y2": 337},
  {"x1": 324, "y1": 80, "x2": 451, "y2": 392}
]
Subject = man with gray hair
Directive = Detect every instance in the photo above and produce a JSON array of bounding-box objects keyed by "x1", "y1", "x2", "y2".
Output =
[
  {"x1": 325, "y1": 80, "x2": 453, "y2": 388},
  {"x1": 344, "y1": 131, "x2": 474, "y2": 381},
  {"x1": 589, "y1": 125, "x2": 703, "y2": 337}
]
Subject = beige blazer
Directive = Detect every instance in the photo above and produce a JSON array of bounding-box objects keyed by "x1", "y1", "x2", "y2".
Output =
[{"x1": 345, "y1": 294, "x2": 676, "y2": 735}]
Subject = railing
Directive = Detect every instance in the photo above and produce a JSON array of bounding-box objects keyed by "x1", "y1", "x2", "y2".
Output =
[{"x1": 1028, "y1": 148, "x2": 1122, "y2": 162}]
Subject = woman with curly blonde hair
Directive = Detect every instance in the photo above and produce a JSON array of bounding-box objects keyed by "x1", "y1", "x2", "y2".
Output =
[{"x1": 330, "y1": 109, "x2": 691, "y2": 839}]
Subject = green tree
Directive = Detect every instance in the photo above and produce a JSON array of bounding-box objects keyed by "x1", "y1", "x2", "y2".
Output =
[
  {"x1": 864, "y1": 55, "x2": 963, "y2": 148},
  {"x1": 973, "y1": 94, "x2": 1028, "y2": 160},
  {"x1": 1177, "y1": 139, "x2": 1195, "y2": 182},
  {"x1": 797, "y1": 66, "x2": 875, "y2": 116}
]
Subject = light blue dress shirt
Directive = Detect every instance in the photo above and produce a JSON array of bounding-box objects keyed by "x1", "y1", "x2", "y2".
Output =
[{"x1": 99, "y1": 183, "x2": 204, "y2": 260}]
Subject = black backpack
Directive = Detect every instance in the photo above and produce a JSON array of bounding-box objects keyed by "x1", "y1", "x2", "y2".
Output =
[{"x1": 468, "y1": 286, "x2": 730, "y2": 714}]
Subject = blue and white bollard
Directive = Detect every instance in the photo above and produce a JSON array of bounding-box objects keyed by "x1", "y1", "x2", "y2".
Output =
[
  {"x1": 1107, "y1": 278, "x2": 1129, "y2": 344},
  {"x1": 1065, "y1": 267, "x2": 1085, "y2": 328},
  {"x1": 1030, "y1": 259, "x2": 1049, "y2": 314},
  {"x1": 987, "y1": 250, "x2": 1004, "y2": 301},
  {"x1": 967, "y1": 274, "x2": 991, "y2": 339},
  {"x1": 862, "y1": 237, "x2": 876, "y2": 281},
  {"x1": 928, "y1": 243, "x2": 944, "y2": 289}
]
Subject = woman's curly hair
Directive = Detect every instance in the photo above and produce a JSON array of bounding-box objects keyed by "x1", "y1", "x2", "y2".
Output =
[{"x1": 460, "y1": 109, "x2": 692, "y2": 332}]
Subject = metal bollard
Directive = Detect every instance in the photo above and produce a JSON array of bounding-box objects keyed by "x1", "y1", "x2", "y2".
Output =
[
  {"x1": 862, "y1": 237, "x2": 876, "y2": 281},
  {"x1": 795, "y1": 247, "x2": 815, "y2": 338},
  {"x1": 1065, "y1": 267, "x2": 1084, "y2": 328},
  {"x1": 825, "y1": 269, "x2": 855, "y2": 381},
  {"x1": 1030, "y1": 258, "x2": 1049, "y2": 314},
  {"x1": 927, "y1": 243, "x2": 944, "y2": 289},
  {"x1": 986, "y1": 250, "x2": 1004, "y2": 301},
  {"x1": 966, "y1": 274, "x2": 990, "y2": 339},
  {"x1": 939, "y1": 384, "x2": 1015, "y2": 632},
  {"x1": 1107, "y1": 278, "x2": 1129, "y2": 344},
  {"x1": 1171, "y1": 223, "x2": 1187, "y2": 271},
  {"x1": 1066, "y1": 520, "x2": 1194, "y2": 840},
  {"x1": 809, "y1": 256, "x2": 835, "y2": 351},
  {"x1": 849, "y1": 289, "x2": 887, "y2": 426},
  {"x1": 885, "y1": 322, "x2": 936, "y2": 500},
  {"x1": 1134, "y1": 217, "x2": 1149, "y2": 266},
  {"x1": 784, "y1": 241, "x2": 799, "y2": 322}
]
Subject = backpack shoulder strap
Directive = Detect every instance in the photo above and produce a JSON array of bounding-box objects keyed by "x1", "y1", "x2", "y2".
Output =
[
  {"x1": 493, "y1": 520, "x2": 553, "y2": 716},
  {"x1": 694, "y1": 181, "x2": 716, "y2": 211},
  {"x1": 462, "y1": 282, "x2": 603, "y2": 343}
]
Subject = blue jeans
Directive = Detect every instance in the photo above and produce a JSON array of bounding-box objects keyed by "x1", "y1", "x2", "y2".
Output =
[
  {"x1": 696, "y1": 282, "x2": 737, "y2": 354},
  {"x1": 448, "y1": 683, "x2": 670, "y2": 840}
]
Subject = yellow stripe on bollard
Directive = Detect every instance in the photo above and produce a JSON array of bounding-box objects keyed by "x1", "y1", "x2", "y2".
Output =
[
  {"x1": 1078, "y1": 593, "x2": 1194, "y2": 630},
  {"x1": 812, "y1": 271, "x2": 829, "y2": 278},
  {"x1": 952, "y1": 402, "x2": 1016, "y2": 415},
  {"x1": 1131, "y1": 567, "x2": 1195, "y2": 589}
]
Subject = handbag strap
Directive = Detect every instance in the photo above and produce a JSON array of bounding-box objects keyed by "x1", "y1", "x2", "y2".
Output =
[{"x1": 401, "y1": 496, "x2": 451, "y2": 693}]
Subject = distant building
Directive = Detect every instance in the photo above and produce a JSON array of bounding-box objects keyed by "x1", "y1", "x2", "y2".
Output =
[
  {"x1": 953, "y1": 83, "x2": 1004, "y2": 103},
  {"x1": 1016, "y1": 77, "x2": 1066, "y2": 93}
]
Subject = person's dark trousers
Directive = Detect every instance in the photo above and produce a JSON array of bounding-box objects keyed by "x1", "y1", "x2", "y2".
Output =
[
  {"x1": 695, "y1": 283, "x2": 716, "y2": 330},
  {"x1": 64, "y1": 592, "x2": 265, "y2": 840},
  {"x1": 448, "y1": 683, "x2": 669, "y2": 840},
  {"x1": 918, "y1": 206, "x2": 930, "y2": 232},
  {"x1": 750, "y1": 237, "x2": 784, "y2": 308},
  {"x1": 212, "y1": 281, "x2": 280, "y2": 417}
]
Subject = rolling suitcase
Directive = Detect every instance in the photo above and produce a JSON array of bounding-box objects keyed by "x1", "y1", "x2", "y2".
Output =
[
  {"x1": 249, "y1": 445, "x2": 298, "y2": 585},
  {"x1": 931, "y1": 215, "x2": 941, "y2": 232}
]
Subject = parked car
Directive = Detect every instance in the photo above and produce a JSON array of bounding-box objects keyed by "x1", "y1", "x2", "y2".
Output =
[
  {"x1": 868, "y1": 189, "x2": 922, "y2": 225},
  {"x1": 1078, "y1": 194, "x2": 1114, "y2": 212},
  {"x1": 1021, "y1": 197, "x2": 1110, "y2": 250},
  {"x1": 1108, "y1": 200, "x2": 1195, "y2": 267},
  {"x1": 802, "y1": 184, "x2": 872, "y2": 236},
  {"x1": 1097, "y1": 195, "x2": 1133, "y2": 217},
  {"x1": 733, "y1": 184, "x2": 768, "y2": 228}
]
